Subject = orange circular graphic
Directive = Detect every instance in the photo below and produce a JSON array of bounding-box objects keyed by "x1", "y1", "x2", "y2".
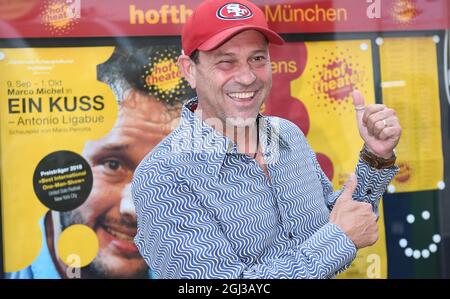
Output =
[
  {"x1": 391, "y1": 0, "x2": 421, "y2": 24},
  {"x1": 395, "y1": 162, "x2": 411, "y2": 183}
]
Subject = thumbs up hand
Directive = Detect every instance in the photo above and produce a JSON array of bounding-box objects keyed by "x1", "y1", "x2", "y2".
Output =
[
  {"x1": 352, "y1": 90, "x2": 402, "y2": 159},
  {"x1": 330, "y1": 174, "x2": 379, "y2": 249}
]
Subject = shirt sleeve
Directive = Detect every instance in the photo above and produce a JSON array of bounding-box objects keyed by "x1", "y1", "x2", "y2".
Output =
[
  {"x1": 132, "y1": 163, "x2": 356, "y2": 279},
  {"x1": 313, "y1": 154, "x2": 399, "y2": 215},
  {"x1": 299, "y1": 130, "x2": 399, "y2": 215},
  {"x1": 352, "y1": 157, "x2": 399, "y2": 216}
]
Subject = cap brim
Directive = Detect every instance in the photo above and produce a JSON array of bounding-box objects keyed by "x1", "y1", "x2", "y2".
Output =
[{"x1": 197, "y1": 25, "x2": 284, "y2": 52}]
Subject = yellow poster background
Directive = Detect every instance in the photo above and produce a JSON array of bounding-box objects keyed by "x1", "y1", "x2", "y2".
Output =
[
  {"x1": 0, "y1": 47, "x2": 117, "y2": 272},
  {"x1": 291, "y1": 40, "x2": 387, "y2": 278},
  {"x1": 379, "y1": 37, "x2": 443, "y2": 193}
]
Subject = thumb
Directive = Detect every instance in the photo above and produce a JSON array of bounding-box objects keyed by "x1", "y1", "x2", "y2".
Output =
[
  {"x1": 352, "y1": 89, "x2": 365, "y2": 126},
  {"x1": 341, "y1": 173, "x2": 357, "y2": 200}
]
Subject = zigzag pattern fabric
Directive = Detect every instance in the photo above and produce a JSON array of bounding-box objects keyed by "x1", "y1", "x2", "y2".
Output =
[{"x1": 132, "y1": 98, "x2": 398, "y2": 279}]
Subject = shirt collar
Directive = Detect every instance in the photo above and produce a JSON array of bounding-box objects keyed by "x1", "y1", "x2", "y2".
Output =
[{"x1": 173, "y1": 98, "x2": 290, "y2": 178}]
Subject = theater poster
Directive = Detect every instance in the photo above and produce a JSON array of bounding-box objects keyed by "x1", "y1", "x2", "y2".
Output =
[
  {"x1": 0, "y1": 41, "x2": 195, "y2": 278},
  {"x1": 1, "y1": 0, "x2": 449, "y2": 279}
]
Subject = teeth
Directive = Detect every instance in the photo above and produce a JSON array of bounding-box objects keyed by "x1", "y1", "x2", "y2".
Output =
[
  {"x1": 104, "y1": 226, "x2": 134, "y2": 241},
  {"x1": 228, "y1": 92, "x2": 255, "y2": 99}
]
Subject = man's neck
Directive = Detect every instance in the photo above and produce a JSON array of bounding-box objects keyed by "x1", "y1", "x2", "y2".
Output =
[
  {"x1": 194, "y1": 105, "x2": 259, "y2": 156},
  {"x1": 193, "y1": 102, "x2": 269, "y2": 178}
]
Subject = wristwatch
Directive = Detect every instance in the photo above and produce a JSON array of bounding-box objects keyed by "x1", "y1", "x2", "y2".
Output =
[{"x1": 360, "y1": 144, "x2": 396, "y2": 169}]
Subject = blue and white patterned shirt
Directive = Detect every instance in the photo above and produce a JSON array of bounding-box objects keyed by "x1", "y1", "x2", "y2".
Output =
[{"x1": 132, "y1": 98, "x2": 398, "y2": 279}]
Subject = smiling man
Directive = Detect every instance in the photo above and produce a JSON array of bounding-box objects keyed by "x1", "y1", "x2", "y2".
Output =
[{"x1": 132, "y1": 0, "x2": 402, "y2": 279}]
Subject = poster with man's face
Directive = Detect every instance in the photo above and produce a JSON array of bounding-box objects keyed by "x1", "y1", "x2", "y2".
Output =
[{"x1": 0, "y1": 40, "x2": 195, "y2": 278}]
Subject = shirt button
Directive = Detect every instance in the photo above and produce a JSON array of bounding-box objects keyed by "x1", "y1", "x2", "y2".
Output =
[{"x1": 288, "y1": 232, "x2": 294, "y2": 239}]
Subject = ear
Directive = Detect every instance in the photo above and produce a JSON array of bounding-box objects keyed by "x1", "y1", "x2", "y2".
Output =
[{"x1": 177, "y1": 55, "x2": 197, "y2": 89}]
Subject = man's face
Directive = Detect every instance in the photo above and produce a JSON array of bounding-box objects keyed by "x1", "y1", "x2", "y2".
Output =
[
  {"x1": 192, "y1": 30, "x2": 272, "y2": 127},
  {"x1": 60, "y1": 90, "x2": 179, "y2": 278}
]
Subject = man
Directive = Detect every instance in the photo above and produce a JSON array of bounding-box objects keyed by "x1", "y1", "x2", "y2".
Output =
[
  {"x1": 6, "y1": 45, "x2": 192, "y2": 278},
  {"x1": 132, "y1": 0, "x2": 402, "y2": 279}
]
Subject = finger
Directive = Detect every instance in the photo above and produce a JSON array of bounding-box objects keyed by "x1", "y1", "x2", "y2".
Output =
[
  {"x1": 352, "y1": 89, "x2": 365, "y2": 125},
  {"x1": 375, "y1": 114, "x2": 401, "y2": 138},
  {"x1": 363, "y1": 104, "x2": 386, "y2": 126},
  {"x1": 341, "y1": 173, "x2": 357, "y2": 199},
  {"x1": 353, "y1": 201, "x2": 372, "y2": 212},
  {"x1": 362, "y1": 201, "x2": 375, "y2": 213},
  {"x1": 370, "y1": 230, "x2": 379, "y2": 245},
  {"x1": 366, "y1": 109, "x2": 395, "y2": 133},
  {"x1": 373, "y1": 116, "x2": 400, "y2": 138},
  {"x1": 372, "y1": 119, "x2": 387, "y2": 138},
  {"x1": 378, "y1": 126, "x2": 401, "y2": 140}
]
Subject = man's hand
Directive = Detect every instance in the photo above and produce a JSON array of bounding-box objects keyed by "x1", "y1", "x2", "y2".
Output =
[
  {"x1": 329, "y1": 174, "x2": 378, "y2": 249},
  {"x1": 352, "y1": 89, "x2": 402, "y2": 159}
]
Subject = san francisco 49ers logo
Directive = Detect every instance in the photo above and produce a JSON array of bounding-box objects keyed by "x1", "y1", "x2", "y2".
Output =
[{"x1": 217, "y1": 3, "x2": 253, "y2": 20}]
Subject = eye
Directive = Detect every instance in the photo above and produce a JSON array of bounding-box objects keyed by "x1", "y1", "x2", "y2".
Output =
[
  {"x1": 98, "y1": 158, "x2": 129, "y2": 178},
  {"x1": 218, "y1": 60, "x2": 233, "y2": 66},
  {"x1": 251, "y1": 55, "x2": 267, "y2": 64},
  {"x1": 103, "y1": 159, "x2": 121, "y2": 171},
  {"x1": 216, "y1": 60, "x2": 235, "y2": 70}
]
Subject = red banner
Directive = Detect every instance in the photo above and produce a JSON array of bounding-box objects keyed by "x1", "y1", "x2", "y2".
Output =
[{"x1": 0, "y1": 0, "x2": 448, "y2": 39}]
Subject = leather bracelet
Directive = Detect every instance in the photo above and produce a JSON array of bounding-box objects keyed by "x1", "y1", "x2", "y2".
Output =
[{"x1": 360, "y1": 144, "x2": 396, "y2": 169}]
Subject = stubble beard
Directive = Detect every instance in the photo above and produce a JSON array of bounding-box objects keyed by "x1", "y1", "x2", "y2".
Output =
[{"x1": 59, "y1": 210, "x2": 148, "y2": 279}]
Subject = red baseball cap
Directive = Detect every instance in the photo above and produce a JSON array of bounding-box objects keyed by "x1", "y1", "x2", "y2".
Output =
[{"x1": 182, "y1": 0, "x2": 284, "y2": 57}]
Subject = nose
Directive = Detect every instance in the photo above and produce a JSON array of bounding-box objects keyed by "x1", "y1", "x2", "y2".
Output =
[
  {"x1": 234, "y1": 63, "x2": 256, "y2": 86},
  {"x1": 120, "y1": 183, "x2": 137, "y2": 222}
]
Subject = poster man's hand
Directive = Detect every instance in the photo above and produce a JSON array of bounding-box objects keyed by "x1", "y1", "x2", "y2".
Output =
[{"x1": 352, "y1": 90, "x2": 402, "y2": 158}]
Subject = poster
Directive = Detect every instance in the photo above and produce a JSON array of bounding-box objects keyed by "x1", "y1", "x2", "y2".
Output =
[
  {"x1": 0, "y1": 41, "x2": 195, "y2": 278},
  {"x1": 379, "y1": 37, "x2": 444, "y2": 193}
]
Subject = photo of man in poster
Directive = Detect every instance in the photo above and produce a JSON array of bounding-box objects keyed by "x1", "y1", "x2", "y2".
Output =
[{"x1": 5, "y1": 43, "x2": 195, "y2": 278}]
